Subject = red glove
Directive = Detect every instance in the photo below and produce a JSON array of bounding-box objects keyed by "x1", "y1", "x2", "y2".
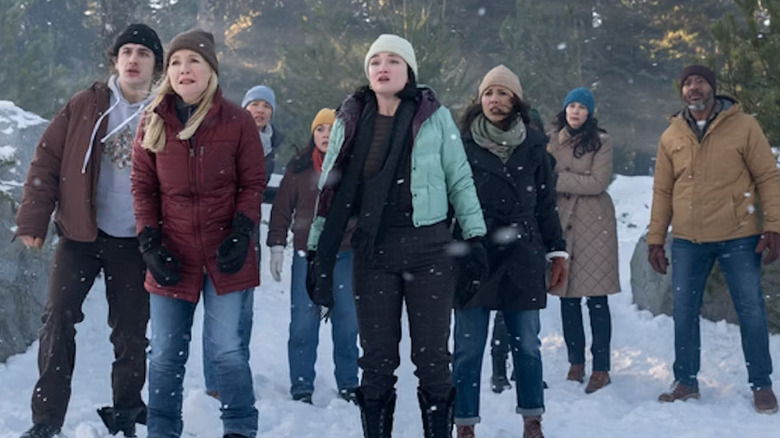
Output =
[
  {"x1": 548, "y1": 257, "x2": 567, "y2": 291},
  {"x1": 648, "y1": 244, "x2": 669, "y2": 275},
  {"x1": 755, "y1": 231, "x2": 780, "y2": 265}
]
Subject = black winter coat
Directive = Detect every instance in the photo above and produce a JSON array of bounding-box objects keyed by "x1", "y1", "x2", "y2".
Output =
[{"x1": 459, "y1": 127, "x2": 566, "y2": 311}]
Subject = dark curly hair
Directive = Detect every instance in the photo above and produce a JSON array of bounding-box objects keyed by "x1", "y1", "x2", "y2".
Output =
[{"x1": 552, "y1": 110, "x2": 606, "y2": 158}]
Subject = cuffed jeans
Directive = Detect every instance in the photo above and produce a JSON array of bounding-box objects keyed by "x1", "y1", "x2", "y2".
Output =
[
  {"x1": 148, "y1": 276, "x2": 257, "y2": 438},
  {"x1": 671, "y1": 235, "x2": 773, "y2": 389},
  {"x1": 288, "y1": 250, "x2": 359, "y2": 397},
  {"x1": 454, "y1": 307, "x2": 544, "y2": 425},
  {"x1": 560, "y1": 296, "x2": 611, "y2": 371}
]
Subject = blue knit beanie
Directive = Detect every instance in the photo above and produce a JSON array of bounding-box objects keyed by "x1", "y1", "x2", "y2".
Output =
[
  {"x1": 562, "y1": 87, "x2": 595, "y2": 116},
  {"x1": 241, "y1": 85, "x2": 276, "y2": 120}
]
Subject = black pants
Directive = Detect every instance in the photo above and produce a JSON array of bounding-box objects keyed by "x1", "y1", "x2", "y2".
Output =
[
  {"x1": 353, "y1": 222, "x2": 455, "y2": 401},
  {"x1": 491, "y1": 311, "x2": 510, "y2": 360},
  {"x1": 560, "y1": 296, "x2": 611, "y2": 371},
  {"x1": 32, "y1": 232, "x2": 149, "y2": 428}
]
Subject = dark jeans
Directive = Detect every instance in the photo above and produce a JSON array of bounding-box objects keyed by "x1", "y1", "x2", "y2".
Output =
[
  {"x1": 560, "y1": 296, "x2": 611, "y2": 371},
  {"x1": 353, "y1": 222, "x2": 455, "y2": 401},
  {"x1": 32, "y1": 232, "x2": 149, "y2": 428},
  {"x1": 671, "y1": 236, "x2": 773, "y2": 389}
]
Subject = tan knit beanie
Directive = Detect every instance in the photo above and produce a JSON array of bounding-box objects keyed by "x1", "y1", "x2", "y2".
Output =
[
  {"x1": 166, "y1": 29, "x2": 219, "y2": 75},
  {"x1": 310, "y1": 108, "x2": 336, "y2": 133},
  {"x1": 478, "y1": 65, "x2": 522, "y2": 99}
]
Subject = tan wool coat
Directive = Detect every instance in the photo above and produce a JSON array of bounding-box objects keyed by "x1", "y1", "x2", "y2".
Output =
[{"x1": 548, "y1": 129, "x2": 620, "y2": 298}]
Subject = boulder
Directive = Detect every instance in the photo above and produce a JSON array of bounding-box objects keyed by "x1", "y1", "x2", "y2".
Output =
[
  {"x1": 0, "y1": 101, "x2": 53, "y2": 363},
  {"x1": 631, "y1": 232, "x2": 780, "y2": 333}
]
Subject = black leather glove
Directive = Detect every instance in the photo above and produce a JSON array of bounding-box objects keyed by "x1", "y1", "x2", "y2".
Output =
[
  {"x1": 306, "y1": 250, "x2": 334, "y2": 309},
  {"x1": 138, "y1": 226, "x2": 182, "y2": 286},
  {"x1": 217, "y1": 212, "x2": 255, "y2": 274},
  {"x1": 455, "y1": 237, "x2": 489, "y2": 308}
]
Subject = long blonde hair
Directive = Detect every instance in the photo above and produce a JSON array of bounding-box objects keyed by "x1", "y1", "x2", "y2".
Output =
[{"x1": 142, "y1": 71, "x2": 219, "y2": 153}]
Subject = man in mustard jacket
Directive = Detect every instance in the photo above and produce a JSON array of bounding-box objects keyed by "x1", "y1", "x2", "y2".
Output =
[{"x1": 648, "y1": 64, "x2": 780, "y2": 414}]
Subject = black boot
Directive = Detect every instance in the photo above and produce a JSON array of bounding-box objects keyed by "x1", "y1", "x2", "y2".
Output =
[
  {"x1": 356, "y1": 388, "x2": 396, "y2": 438},
  {"x1": 97, "y1": 406, "x2": 145, "y2": 437},
  {"x1": 490, "y1": 355, "x2": 512, "y2": 393},
  {"x1": 418, "y1": 387, "x2": 455, "y2": 438}
]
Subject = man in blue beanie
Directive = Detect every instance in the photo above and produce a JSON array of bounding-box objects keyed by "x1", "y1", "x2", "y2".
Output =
[{"x1": 648, "y1": 64, "x2": 780, "y2": 414}]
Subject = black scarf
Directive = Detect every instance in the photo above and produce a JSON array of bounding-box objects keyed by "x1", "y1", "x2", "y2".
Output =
[
  {"x1": 351, "y1": 99, "x2": 416, "y2": 257},
  {"x1": 317, "y1": 92, "x2": 417, "y2": 263}
]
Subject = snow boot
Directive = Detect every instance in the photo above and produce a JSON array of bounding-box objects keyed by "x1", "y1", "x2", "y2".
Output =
[
  {"x1": 97, "y1": 405, "x2": 145, "y2": 437},
  {"x1": 523, "y1": 416, "x2": 544, "y2": 438},
  {"x1": 753, "y1": 388, "x2": 779, "y2": 414},
  {"x1": 657, "y1": 382, "x2": 700, "y2": 402},
  {"x1": 19, "y1": 424, "x2": 60, "y2": 438},
  {"x1": 490, "y1": 356, "x2": 512, "y2": 393},
  {"x1": 418, "y1": 387, "x2": 455, "y2": 438},
  {"x1": 584, "y1": 371, "x2": 611, "y2": 394},
  {"x1": 566, "y1": 364, "x2": 585, "y2": 383},
  {"x1": 356, "y1": 388, "x2": 396, "y2": 438},
  {"x1": 456, "y1": 425, "x2": 475, "y2": 438},
  {"x1": 339, "y1": 387, "x2": 359, "y2": 404}
]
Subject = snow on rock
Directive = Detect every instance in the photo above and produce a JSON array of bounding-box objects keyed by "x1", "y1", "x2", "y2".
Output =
[{"x1": 0, "y1": 101, "x2": 52, "y2": 365}]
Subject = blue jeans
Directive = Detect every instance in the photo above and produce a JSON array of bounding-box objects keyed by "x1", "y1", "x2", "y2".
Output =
[
  {"x1": 289, "y1": 251, "x2": 359, "y2": 396},
  {"x1": 203, "y1": 290, "x2": 253, "y2": 396},
  {"x1": 671, "y1": 236, "x2": 773, "y2": 389},
  {"x1": 148, "y1": 276, "x2": 257, "y2": 438},
  {"x1": 453, "y1": 307, "x2": 544, "y2": 425}
]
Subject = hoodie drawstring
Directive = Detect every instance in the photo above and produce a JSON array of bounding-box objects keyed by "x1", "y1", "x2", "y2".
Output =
[{"x1": 82, "y1": 100, "x2": 121, "y2": 174}]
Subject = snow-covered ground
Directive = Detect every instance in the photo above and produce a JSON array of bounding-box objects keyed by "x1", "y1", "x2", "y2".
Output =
[{"x1": 1, "y1": 175, "x2": 778, "y2": 438}]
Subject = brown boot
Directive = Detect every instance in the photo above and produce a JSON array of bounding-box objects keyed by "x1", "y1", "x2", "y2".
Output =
[
  {"x1": 523, "y1": 416, "x2": 544, "y2": 438},
  {"x1": 753, "y1": 388, "x2": 779, "y2": 414},
  {"x1": 658, "y1": 382, "x2": 700, "y2": 402},
  {"x1": 566, "y1": 364, "x2": 585, "y2": 383},
  {"x1": 456, "y1": 425, "x2": 475, "y2": 438},
  {"x1": 584, "y1": 371, "x2": 611, "y2": 394}
]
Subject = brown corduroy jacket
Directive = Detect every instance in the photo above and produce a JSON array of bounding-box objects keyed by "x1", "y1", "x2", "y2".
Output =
[{"x1": 15, "y1": 82, "x2": 111, "y2": 242}]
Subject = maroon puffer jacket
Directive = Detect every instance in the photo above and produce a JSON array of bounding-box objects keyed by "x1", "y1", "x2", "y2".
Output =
[{"x1": 131, "y1": 89, "x2": 266, "y2": 302}]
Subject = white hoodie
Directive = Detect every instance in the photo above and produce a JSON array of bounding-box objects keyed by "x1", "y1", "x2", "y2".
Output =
[{"x1": 93, "y1": 75, "x2": 155, "y2": 238}]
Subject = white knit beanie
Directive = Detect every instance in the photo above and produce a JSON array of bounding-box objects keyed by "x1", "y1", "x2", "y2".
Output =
[{"x1": 363, "y1": 34, "x2": 418, "y2": 80}]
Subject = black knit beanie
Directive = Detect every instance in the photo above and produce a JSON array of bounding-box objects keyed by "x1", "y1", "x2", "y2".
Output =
[
  {"x1": 112, "y1": 23, "x2": 164, "y2": 74},
  {"x1": 679, "y1": 64, "x2": 716, "y2": 93},
  {"x1": 166, "y1": 29, "x2": 219, "y2": 75}
]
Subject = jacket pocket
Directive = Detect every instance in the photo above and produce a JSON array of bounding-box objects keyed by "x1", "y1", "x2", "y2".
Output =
[{"x1": 668, "y1": 143, "x2": 691, "y2": 180}]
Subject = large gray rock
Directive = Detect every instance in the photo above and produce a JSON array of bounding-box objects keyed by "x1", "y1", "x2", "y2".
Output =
[
  {"x1": 0, "y1": 101, "x2": 53, "y2": 363},
  {"x1": 631, "y1": 232, "x2": 780, "y2": 333}
]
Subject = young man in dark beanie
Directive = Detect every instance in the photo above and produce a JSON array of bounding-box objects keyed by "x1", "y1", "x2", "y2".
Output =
[
  {"x1": 15, "y1": 23, "x2": 163, "y2": 438},
  {"x1": 648, "y1": 64, "x2": 780, "y2": 414}
]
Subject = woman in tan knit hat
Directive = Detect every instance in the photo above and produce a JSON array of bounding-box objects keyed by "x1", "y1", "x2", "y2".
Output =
[
  {"x1": 131, "y1": 29, "x2": 264, "y2": 438},
  {"x1": 452, "y1": 65, "x2": 568, "y2": 438},
  {"x1": 266, "y1": 108, "x2": 360, "y2": 406}
]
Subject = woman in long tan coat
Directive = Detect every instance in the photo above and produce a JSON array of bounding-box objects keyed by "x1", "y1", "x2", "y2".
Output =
[{"x1": 547, "y1": 87, "x2": 620, "y2": 394}]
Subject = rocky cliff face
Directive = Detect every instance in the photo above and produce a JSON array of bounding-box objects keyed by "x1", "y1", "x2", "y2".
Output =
[
  {"x1": 631, "y1": 232, "x2": 780, "y2": 334},
  {"x1": 0, "y1": 101, "x2": 53, "y2": 363}
]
